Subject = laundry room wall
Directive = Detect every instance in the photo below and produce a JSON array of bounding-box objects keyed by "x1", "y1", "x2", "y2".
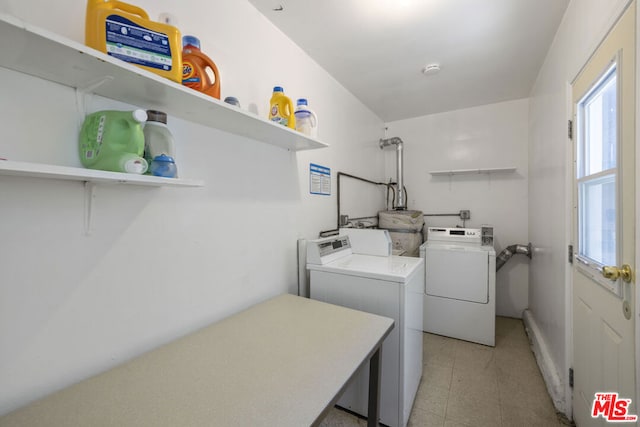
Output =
[
  {"x1": 0, "y1": 0, "x2": 386, "y2": 415},
  {"x1": 527, "y1": 0, "x2": 631, "y2": 414},
  {"x1": 384, "y1": 98, "x2": 529, "y2": 319}
]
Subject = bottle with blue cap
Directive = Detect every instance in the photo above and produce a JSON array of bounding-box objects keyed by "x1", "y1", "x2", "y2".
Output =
[
  {"x1": 150, "y1": 154, "x2": 177, "y2": 178},
  {"x1": 294, "y1": 98, "x2": 318, "y2": 138},
  {"x1": 182, "y1": 35, "x2": 220, "y2": 99},
  {"x1": 269, "y1": 86, "x2": 295, "y2": 129},
  {"x1": 143, "y1": 110, "x2": 178, "y2": 178}
]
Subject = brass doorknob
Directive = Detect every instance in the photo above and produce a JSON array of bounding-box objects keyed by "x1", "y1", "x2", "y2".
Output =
[{"x1": 602, "y1": 264, "x2": 633, "y2": 283}]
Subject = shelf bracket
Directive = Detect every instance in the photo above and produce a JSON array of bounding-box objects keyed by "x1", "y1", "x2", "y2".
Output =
[
  {"x1": 83, "y1": 181, "x2": 96, "y2": 236},
  {"x1": 75, "y1": 76, "x2": 114, "y2": 124}
]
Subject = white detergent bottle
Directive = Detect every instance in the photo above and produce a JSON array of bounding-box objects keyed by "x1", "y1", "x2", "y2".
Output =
[
  {"x1": 143, "y1": 110, "x2": 178, "y2": 177},
  {"x1": 294, "y1": 98, "x2": 318, "y2": 138}
]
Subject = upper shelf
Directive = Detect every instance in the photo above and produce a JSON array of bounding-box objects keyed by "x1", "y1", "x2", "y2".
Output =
[
  {"x1": 429, "y1": 167, "x2": 517, "y2": 176},
  {"x1": 0, "y1": 14, "x2": 328, "y2": 152}
]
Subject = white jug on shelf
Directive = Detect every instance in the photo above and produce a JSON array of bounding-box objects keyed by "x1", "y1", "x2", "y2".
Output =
[{"x1": 294, "y1": 98, "x2": 318, "y2": 138}]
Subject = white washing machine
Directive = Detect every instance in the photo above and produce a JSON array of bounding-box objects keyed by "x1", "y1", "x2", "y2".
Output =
[
  {"x1": 307, "y1": 232, "x2": 423, "y2": 427},
  {"x1": 419, "y1": 227, "x2": 496, "y2": 346}
]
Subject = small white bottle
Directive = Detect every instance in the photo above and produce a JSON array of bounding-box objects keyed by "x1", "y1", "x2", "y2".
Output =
[{"x1": 143, "y1": 110, "x2": 177, "y2": 177}]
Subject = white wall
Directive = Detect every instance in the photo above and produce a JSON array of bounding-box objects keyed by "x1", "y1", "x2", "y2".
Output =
[
  {"x1": 385, "y1": 99, "x2": 529, "y2": 318},
  {"x1": 0, "y1": 0, "x2": 386, "y2": 415},
  {"x1": 527, "y1": 0, "x2": 631, "y2": 414}
]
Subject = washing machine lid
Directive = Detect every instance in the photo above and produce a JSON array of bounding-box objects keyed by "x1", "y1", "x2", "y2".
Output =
[
  {"x1": 307, "y1": 254, "x2": 424, "y2": 282},
  {"x1": 339, "y1": 228, "x2": 392, "y2": 256}
]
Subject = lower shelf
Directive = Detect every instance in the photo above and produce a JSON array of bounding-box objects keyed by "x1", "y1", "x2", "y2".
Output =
[{"x1": 0, "y1": 160, "x2": 204, "y2": 187}]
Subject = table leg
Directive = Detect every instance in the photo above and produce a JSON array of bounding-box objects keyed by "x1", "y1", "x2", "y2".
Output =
[{"x1": 367, "y1": 346, "x2": 382, "y2": 427}]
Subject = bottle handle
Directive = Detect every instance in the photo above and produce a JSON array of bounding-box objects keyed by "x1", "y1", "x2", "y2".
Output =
[
  {"x1": 207, "y1": 62, "x2": 220, "y2": 99},
  {"x1": 286, "y1": 98, "x2": 295, "y2": 129},
  {"x1": 112, "y1": 1, "x2": 150, "y2": 20},
  {"x1": 184, "y1": 50, "x2": 219, "y2": 83},
  {"x1": 309, "y1": 110, "x2": 318, "y2": 128},
  {"x1": 186, "y1": 50, "x2": 221, "y2": 99}
]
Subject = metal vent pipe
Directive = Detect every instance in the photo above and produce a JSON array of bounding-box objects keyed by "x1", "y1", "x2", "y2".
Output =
[
  {"x1": 379, "y1": 137, "x2": 406, "y2": 210},
  {"x1": 496, "y1": 243, "x2": 533, "y2": 271}
]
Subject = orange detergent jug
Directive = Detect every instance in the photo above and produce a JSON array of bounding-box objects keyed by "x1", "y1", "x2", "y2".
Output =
[
  {"x1": 181, "y1": 36, "x2": 221, "y2": 99},
  {"x1": 85, "y1": 0, "x2": 182, "y2": 83}
]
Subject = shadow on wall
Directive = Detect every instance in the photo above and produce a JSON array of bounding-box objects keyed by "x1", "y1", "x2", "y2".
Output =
[{"x1": 168, "y1": 119, "x2": 301, "y2": 203}]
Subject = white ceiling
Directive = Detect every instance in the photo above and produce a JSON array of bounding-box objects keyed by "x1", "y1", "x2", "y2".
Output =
[{"x1": 248, "y1": 0, "x2": 569, "y2": 122}]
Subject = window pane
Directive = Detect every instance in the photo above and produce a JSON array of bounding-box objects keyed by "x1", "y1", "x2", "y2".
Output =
[
  {"x1": 579, "y1": 174, "x2": 616, "y2": 265},
  {"x1": 583, "y1": 71, "x2": 617, "y2": 176}
]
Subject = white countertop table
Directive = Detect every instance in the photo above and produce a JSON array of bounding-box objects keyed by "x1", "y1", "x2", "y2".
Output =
[{"x1": 1, "y1": 294, "x2": 394, "y2": 427}]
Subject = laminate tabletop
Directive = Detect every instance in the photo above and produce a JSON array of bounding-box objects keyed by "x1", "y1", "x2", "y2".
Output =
[{"x1": 1, "y1": 294, "x2": 394, "y2": 427}]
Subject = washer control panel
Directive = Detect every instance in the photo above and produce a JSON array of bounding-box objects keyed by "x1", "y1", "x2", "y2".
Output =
[
  {"x1": 307, "y1": 236, "x2": 352, "y2": 265},
  {"x1": 426, "y1": 227, "x2": 482, "y2": 243}
]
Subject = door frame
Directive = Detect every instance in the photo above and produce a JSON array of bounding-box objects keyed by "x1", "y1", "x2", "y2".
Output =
[
  {"x1": 635, "y1": 0, "x2": 640, "y2": 409},
  {"x1": 564, "y1": 0, "x2": 639, "y2": 421},
  {"x1": 564, "y1": 80, "x2": 574, "y2": 421}
]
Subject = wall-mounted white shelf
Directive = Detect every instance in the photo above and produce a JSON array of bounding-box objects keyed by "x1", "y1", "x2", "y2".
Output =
[
  {"x1": 0, "y1": 160, "x2": 204, "y2": 187},
  {"x1": 429, "y1": 167, "x2": 517, "y2": 176},
  {"x1": 0, "y1": 14, "x2": 328, "y2": 152}
]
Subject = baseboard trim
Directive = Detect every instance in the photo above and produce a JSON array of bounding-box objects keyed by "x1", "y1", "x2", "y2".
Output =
[{"x1": 522, "y1": 309, "x2": 567, "y2": 415}]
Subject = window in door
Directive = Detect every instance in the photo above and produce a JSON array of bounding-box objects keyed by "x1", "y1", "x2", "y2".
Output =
[{"x1": 576, "y1": 60, "x2": 620, "y2": 295}]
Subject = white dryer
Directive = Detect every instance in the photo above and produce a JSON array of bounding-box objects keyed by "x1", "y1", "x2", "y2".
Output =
[
  {"x1": 420, "y1": 227, "x2": 496, "y2": 346},
  {"x1": 307, "y1": 233, "x2": 423, "y2": 427}
]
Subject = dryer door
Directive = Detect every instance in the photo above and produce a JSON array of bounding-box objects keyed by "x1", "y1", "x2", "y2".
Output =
[{"x1": 424, "y1": 246, "x2": 489, "y2": 303}]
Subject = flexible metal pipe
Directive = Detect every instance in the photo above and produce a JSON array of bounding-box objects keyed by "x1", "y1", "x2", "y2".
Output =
[
  {"x1": 335, "y1": 172, "x2": 394, "y2": 230},
  {"x1": 379, "y1": 137, "x2": 406, "y2": 210},
  {"x1": 319, "y1": 172, "x2": 397, "y2": 236},
  {"x1": 496, "y1": 243, "x2": 533, "y2": 271}
]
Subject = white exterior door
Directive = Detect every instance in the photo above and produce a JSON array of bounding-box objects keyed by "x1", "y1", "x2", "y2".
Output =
[{"x1": 571, "y1": 2, "x2": 636, "y2": 426}]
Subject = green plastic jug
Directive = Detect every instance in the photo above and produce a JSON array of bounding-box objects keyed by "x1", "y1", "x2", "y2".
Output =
[{"x1": 79, "y1": 109, "x2": 148, "y2": 174}]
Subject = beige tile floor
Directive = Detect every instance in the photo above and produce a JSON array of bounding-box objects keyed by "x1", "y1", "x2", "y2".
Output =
[{"x1": 320, "y1": 316, "x2": 571, "y2": 427}]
